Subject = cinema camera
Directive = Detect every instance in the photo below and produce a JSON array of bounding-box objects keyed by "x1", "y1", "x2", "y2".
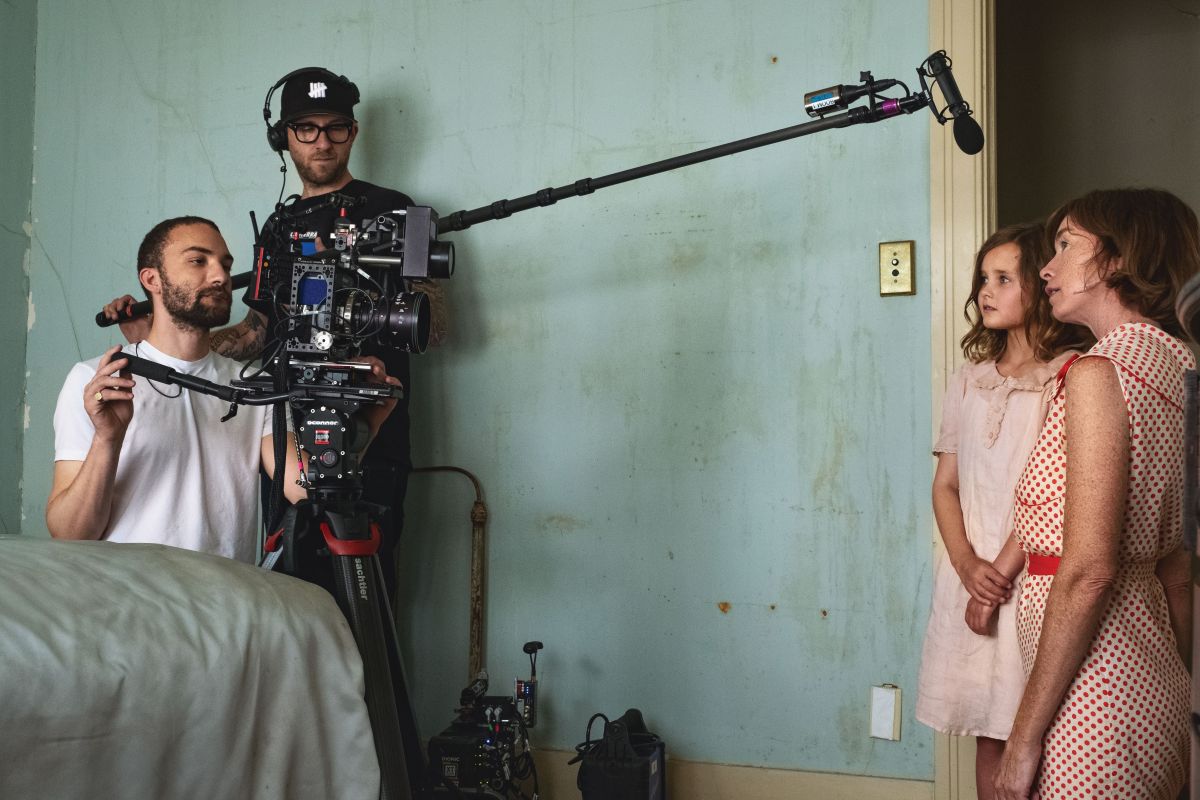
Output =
[{"x1": 247, "y1": 194, "x2": 455, "y2": 371}]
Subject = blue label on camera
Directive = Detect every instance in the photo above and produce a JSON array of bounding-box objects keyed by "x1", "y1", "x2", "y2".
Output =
[{"x1": 297, "y1": 275, "x2": 328, "y2": 305}]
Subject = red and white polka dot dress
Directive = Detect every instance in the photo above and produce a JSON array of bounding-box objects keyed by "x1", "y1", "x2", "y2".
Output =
[{"x1": 1014, "y1": 323, "x2": 1193, "y2": 798}]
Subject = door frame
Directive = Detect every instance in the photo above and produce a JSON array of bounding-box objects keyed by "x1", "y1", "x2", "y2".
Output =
[{"x1": 928, "y1": 0, "x2": 996, "y2": 797}]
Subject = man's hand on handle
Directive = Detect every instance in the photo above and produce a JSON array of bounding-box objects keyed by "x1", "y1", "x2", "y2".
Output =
[
  {"x1": 85, "y1": 346, "x2": 135, "y2": 442},
  {"x1": 101, "y1": 295, "x2": 151, "y2": 344}
]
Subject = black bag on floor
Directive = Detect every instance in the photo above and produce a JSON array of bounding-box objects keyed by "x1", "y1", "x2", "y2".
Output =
[{"x1": 570, "y1": 708, "x2": 666, "y2": 800}]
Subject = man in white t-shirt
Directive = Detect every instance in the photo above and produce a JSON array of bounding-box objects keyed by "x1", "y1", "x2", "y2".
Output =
[{"x1": 47, "y1": 216, "x2": 398, "y2": 562}]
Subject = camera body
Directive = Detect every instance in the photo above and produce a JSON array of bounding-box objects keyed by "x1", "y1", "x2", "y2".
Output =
[{"x1": 249, "y1": 196, "x2": 453, "y2": 370}]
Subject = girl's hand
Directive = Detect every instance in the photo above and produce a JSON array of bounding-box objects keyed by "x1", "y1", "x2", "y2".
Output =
[
  {"x1": 954, "y1": 555, "x2": 1013, "y2": 604},
  {"x1": 965, "y1": 597, "x2": 999, "y2": 635}
]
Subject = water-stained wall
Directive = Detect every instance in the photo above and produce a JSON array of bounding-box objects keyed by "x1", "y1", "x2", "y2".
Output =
[{"x1": 20, "y1": 0, "x2": 934, "y2": 779}]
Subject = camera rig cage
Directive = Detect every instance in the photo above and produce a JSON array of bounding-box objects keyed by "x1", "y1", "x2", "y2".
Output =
[{"x1": 247, "y1": 194, "x2": 454, "y2": 364}]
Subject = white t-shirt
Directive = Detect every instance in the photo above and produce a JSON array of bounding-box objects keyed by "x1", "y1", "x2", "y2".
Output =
[{"x1": 53, "y1": 342, "x2": 272, "y2": 563}]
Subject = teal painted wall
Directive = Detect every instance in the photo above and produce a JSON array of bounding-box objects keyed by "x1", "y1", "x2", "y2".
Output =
[
  {"x1": 21, "y1": 0, "x2": 934, "y2": 779},
  {"x1": 0, "y1": 0, "x2": 36, "y2": 535}
]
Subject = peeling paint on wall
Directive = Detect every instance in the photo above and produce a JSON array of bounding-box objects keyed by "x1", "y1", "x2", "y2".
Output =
[
  {"x1": 2, "y1": 0, "x2": 36, "y2": 539},
  {"x1": 22, "y1": 221, "x2": 34, "y2": 271}
]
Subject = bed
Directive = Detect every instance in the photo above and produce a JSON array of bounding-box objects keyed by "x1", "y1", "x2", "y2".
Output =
[{"x1": 0, "y1": 535, "x2": 380, "y2": 799}]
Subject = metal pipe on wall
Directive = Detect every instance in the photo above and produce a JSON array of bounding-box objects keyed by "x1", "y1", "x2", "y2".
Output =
[{"x1": 409, "y1": 466, "x2": 488, "y2": 679}]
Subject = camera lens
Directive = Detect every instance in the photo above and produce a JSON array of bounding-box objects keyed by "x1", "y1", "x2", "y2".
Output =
[{"x1": 354, "y1": 291, "x2": 431, "y2": 354}]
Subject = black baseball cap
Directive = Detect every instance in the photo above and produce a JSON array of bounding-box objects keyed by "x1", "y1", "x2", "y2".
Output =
[{"x1": 280, "y1": 69, "x2": 359, "y2": 122}]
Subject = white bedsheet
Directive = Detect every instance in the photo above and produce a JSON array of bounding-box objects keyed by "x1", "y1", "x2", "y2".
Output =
[{"x1": 0, "y1": 536, "x2": 380, "y2": 799}]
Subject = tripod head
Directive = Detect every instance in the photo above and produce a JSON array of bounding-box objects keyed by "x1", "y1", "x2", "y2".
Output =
[{"x1": 115, "y1": 347, "x2": 397, "y2": 499}]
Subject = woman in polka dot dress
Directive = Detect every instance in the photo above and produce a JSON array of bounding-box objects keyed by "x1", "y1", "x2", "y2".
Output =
[
  {"x1": 995, "y1": 189, "x2": 1200, "y2": 800},
  {"x1": 916, "y1": 222, "x2": 1089, "y2": 800}
]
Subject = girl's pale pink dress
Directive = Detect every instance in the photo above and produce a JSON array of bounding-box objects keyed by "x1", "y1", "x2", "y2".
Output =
[{"x1": 916, "y1": 352, "x2": 1074, "y2": 738}]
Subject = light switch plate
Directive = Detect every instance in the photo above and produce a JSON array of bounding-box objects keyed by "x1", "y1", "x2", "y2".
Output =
[{"x1": 879, "y1": 241, "x2": 915, "y2": 296}]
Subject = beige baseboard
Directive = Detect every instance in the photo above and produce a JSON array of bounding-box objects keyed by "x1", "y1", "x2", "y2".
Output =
[{"x1": 531, "y1": 748, "x2": 934, "y2": 800}]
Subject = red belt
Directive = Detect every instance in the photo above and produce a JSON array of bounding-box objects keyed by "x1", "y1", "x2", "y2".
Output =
[{"x1": 1027, "y1": 553, "x2": 1060, "y2": 575}]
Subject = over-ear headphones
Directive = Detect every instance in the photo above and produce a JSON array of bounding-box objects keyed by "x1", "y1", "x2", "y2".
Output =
[{"x1": 263, "y1": 67, "x2": 360, "y2": 153}]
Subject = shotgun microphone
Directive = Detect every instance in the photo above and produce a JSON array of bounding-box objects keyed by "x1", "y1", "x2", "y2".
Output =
[{"x1": 924, "y1": 51, "x2": 985, "y2": 155}]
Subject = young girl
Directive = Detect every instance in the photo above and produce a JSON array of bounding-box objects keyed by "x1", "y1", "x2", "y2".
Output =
[{"x1": 915, "y1": 222, "x2": 1089, "y2": 799}]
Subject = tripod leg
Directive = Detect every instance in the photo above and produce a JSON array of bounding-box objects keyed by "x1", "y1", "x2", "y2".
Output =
[
  {"x1": 331, "y1": 553, "x2": 412, "y2": 800},
  {"x1": 372, "y1": 555, "x2": 433, "y2": 796}
]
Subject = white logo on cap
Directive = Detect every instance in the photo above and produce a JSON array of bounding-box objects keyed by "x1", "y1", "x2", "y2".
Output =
[{"x1": 308, "y1": 82, "x2": 328, "y2": 99}]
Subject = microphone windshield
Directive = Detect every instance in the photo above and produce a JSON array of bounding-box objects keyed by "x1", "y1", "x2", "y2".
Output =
[{"x1": 953, "y1": 115, "x2": 985, "y2": 155}]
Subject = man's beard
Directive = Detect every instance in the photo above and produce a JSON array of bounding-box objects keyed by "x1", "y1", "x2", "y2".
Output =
[
  {"x1": 294, "y1": 150, "x2": 350, "y2": 189},
  {"x1": 160, "y1": 273, "x2": 231, "y2": 331}
]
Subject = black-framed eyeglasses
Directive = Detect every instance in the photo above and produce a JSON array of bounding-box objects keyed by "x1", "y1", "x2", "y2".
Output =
[{"x1": 287, "y1": 121, "x2": 354, "y2": 144}]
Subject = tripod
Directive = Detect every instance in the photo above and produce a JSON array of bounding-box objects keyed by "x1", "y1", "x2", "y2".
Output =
[{"x1": 264, "y1": 391, "x2": 430, "y2": 800}]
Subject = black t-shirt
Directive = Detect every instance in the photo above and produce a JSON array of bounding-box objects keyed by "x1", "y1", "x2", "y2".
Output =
[{"x1": 247, "y1": 179, "x2": 416, "y2": 468}]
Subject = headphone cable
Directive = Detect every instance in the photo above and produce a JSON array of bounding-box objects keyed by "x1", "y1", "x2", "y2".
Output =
[{"x1": 275, "y1": 150, "x2": 287, "y2": 208}]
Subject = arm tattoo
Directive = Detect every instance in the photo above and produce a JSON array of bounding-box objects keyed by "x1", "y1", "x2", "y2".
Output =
[{"x1": 211, "y1": 310, "x2": 268, "y2": 361}]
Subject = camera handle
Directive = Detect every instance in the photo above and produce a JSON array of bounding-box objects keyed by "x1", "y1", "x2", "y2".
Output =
[{"x1": 94, "y1": 272, "x2": 255, "y2": 329}]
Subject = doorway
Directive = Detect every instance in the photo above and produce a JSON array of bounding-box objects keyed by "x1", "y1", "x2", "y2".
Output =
[
  {"x1": 931, "y1": 1, "x2": 1200, "y2": 798},
  {"x1": 996, "y1": 0, "x2": 1200, "y2": 226}
]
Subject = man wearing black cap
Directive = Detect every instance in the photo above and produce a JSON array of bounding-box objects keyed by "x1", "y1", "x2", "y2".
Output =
[
  {"x1": 266, "y1": 68, "x2": 379, "y2": 200},
  {"x1": 209, "y1": 67, "x2": 441, "y2": 601}
]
